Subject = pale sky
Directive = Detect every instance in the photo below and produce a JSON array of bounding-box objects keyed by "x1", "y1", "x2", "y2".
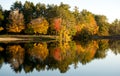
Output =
[{"x1": 0, "y1": 0, "x2": 120, "y2": 22}]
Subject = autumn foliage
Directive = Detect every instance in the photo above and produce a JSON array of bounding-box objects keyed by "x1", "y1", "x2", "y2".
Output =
[
  {"x1": 53, "y1": 18, "x2": 62, "y2": 31},
  {"x1": 6, "y1": 45, "x2": 25, "y2": 69},
  {"x1": 52, "y1": 47, "x2": 62, "y2": 61},
  {"x1": 76, "y1": 41, "x2": 98, "y2": 64},
  {"x1": 75, "y1": 10, "x2": 99, "y2": 35},
  {"x1": 7, "y1": 10, "x2": 25, "y2": 33},
  {"x1": 27, "y1": 43, "x2": 48, "y2": 61},
  {"x1": 27, "y1": 17, "x2": 49, "y2": 34}
]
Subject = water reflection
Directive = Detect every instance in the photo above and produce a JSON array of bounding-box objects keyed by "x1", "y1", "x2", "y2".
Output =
[{"x1": 0, "y1": 40, "x2": 120, "y2": 73}]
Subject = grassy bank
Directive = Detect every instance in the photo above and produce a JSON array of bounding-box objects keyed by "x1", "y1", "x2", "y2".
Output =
[{"x1": 0, "y1": 35, "x2": 58, "y2": 42}]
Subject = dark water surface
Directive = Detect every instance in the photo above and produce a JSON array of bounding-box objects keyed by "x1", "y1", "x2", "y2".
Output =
[{"x1": 0, "y1": 40, "x2": 120, "y2": 76}]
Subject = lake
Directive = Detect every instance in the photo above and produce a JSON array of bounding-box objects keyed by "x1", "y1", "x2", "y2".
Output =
[{"x1": 0, "y1": 39, "x2": 120, "y2": 76}]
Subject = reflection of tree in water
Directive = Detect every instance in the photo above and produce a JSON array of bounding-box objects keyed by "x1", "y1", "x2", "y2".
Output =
[
  {"x1": 0, "y1": 45, "x2": 4, "y2": 69},
  {"x1": 48, "y1": 41, "x2": 77, "y2": 73},
  {"x1": 76, "y1": 40, "x2": 98, "y2": 64},
  {"x1": 0, "y1": 53, "x2": 4, "y2": 69},
  {"x1": 0, "y1": 40, "x2": 120, "y2": 73},
  {"x1": 6, "y1": 45, "x2": 25, "y2": 73},
  {"x1": 23, "y1": 42, "x2": 48, "y2": 73},
  {"x1": 95, "y1": 40, "x2": 109, "y2": 59},
  {"x1": 109, "y1": 40, "x2": 120, "y2": 55},
  {"x1": 0, "y1": 46, "x2": 4, "y2": 52},
  {"x1": 26, "y1": 43, "x2": 48, "y2": 61}
]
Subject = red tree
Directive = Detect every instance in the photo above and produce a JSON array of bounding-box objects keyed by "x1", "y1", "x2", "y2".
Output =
[{"x1": 53, "y1": 18, "x2": 62, "y2": 31}]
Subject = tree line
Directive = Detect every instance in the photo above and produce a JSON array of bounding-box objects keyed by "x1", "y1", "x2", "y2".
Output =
[{"x1": 0, "y1": 1, "x2": 120, "y2": 40}]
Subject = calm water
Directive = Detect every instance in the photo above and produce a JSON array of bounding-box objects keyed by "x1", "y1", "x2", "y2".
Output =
[{"x1": 0, "y1": 40, "x2": 120, "y2": 76}]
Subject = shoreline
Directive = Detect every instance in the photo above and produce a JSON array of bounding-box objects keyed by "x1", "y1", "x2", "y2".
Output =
[
  {"x1": 0, "y1": 35, "x2": 58, "y2": 42},
  {"x1": 0, "y1": 38, "x2": 24, "y2": 41}
]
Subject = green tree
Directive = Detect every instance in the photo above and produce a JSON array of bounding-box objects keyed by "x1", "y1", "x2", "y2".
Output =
[
  {"x1": 11, "y1": 1, "x2": 23, "y2": 11},
  {"x1": 109, "y1": 19, "x2": 120, "y2": 35},
  {"x1": 35, "y1": 3, "x2": 46, "y2": 17},
  {"x1": 95, "y1": 15, "x2": 109, "y2": 36},
  {"x1": 73, "y1": 6, "x2": 80, "y2": 25},
  {"x1": 46, "y1": 4, "x2": 59, "y2": 18},
  {"x1": 23, "y1": 1, "x2": 35, "y2": 24}
]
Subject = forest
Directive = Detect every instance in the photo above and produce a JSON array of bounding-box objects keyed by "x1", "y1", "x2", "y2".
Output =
[
  {"x1": 0, "y1": 1, "x2": 120, "y2": 41},
  {"x1": 1, "y1": 1, "x2": 120, "y2": 74}
]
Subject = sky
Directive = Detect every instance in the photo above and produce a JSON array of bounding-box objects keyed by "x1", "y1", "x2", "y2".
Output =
[{"x1": 0, "y1": 0, "x2": 120, "y2": 22}]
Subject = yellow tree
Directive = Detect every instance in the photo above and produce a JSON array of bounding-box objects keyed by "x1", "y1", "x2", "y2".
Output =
[
  {"x1": 75, "y1": 10, "x2": 98, "y2": 35},
  {"x1": 27, "y1": 17, "x2": 49, "y2": 34},
  {"x1": 7, "y1": 9, "x2": 25, "y2": 33},
  {"x1": 0, "y1": 5, "x2": 4, "y2": 32}
]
